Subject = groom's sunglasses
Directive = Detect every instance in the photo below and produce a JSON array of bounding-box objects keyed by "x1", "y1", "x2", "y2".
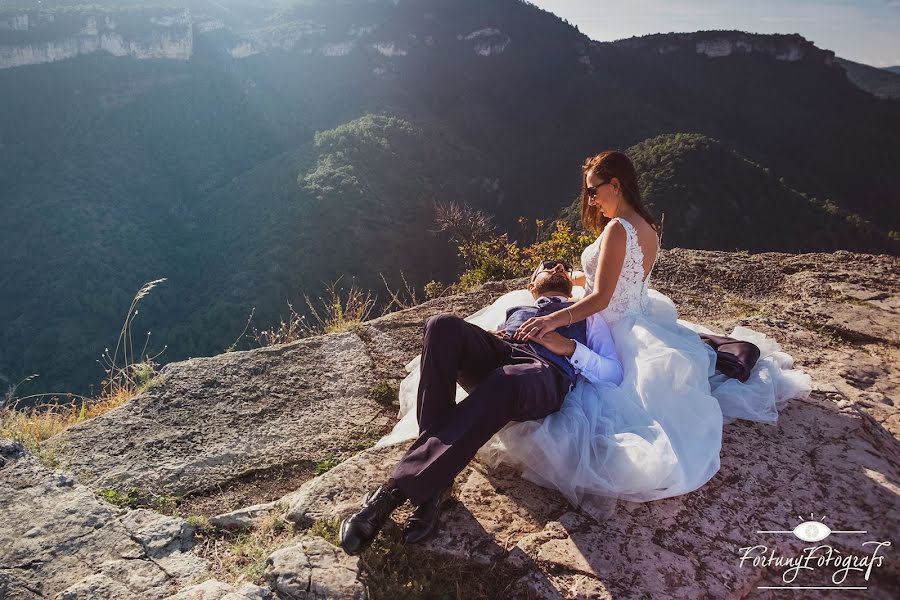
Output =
[{"x1": 531, "y1": 260, "x2": 573, "y2": 281}]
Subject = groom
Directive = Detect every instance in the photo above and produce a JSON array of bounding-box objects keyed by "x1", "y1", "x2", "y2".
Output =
[{"x1": 339, "y1": 260, "x2": 622, "y2": 555}]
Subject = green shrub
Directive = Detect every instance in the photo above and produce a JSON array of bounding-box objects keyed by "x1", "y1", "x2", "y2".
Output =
[
  {"x1": 423, "y1": 280, "x2": 452, "y2": 300},
  {"x1": 369, "y1": 381, "x2": 397, "y2": 406},
  {"x1": 451, "y1": 220, "x2": 593, "y2": 291},
  {"x1": 99, "y1": 487, "x2": 142, "y2": 509},
  {"x1": 314, "y1": 456, "x2": 342, "y2": 476}
]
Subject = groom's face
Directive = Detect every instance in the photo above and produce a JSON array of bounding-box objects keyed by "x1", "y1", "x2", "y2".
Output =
[{"x1": 528, "y1": 262, "x2": 573, "y2": 299}]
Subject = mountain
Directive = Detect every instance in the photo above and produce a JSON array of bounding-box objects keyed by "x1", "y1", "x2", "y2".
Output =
[
  {"x1": 560, "y1": 133, "x2": 891, "y2": 252},
  {"x1": 2, "y1": 0, "x2": 899, "y2": 399},
  {"x1": 593, "y1": 30, "x2": 900, "y2": 229},
  {"x1": 885, "y1": 66, "x2": 900, "y2": 75},
  {"x1": 835, "y1": 57, "x2": 900, "y2": 99}
]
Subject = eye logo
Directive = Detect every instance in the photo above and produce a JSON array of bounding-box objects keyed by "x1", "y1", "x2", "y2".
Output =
[
  {"x1": 793, "y1": 520, "x2": 832, "y2": 542},
  {"x1": 759, "y1": 512, "x2": 868, "y2": 540}
]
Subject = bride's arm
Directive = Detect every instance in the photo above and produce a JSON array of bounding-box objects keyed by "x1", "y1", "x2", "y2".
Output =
[{"x1": 562, "y1": 221, "x2": 626, "y2": 322}]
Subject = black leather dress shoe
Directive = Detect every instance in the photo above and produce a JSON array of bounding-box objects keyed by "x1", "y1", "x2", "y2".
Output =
[
  {"x1": 339, "y1": 485, "x2": 407, "y2": 555},
  {"x1": 402, "y1": 484, "x2": 454, "y2": 545}
]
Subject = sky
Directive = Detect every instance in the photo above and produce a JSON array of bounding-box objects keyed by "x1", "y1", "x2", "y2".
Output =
[{"x1": 528, "y1": 0, "x2": 900, "y2": 67}]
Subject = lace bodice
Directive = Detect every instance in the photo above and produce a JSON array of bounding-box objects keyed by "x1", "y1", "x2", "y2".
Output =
[{"x1": 581, "y1": 217, "x2": 657, "y2": 324}]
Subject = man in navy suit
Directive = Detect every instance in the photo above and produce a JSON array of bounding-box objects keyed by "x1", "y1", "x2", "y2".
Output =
[{"x1": 340, "y1": 260, "x2": 622, "y2": 555}]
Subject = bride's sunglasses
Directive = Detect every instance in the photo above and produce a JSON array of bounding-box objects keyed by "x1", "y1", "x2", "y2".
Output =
[
  {"x1": 531, "y1": 260, "x2": 573, "y2": 281},
  {"x1": 586, "y1": 181, "x2": 609, "y2": 198}
]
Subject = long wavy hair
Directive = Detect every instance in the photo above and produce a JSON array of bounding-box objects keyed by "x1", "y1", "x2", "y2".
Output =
[{"x1": 580, "y1": 151, "x2": 658, "y2": 237}]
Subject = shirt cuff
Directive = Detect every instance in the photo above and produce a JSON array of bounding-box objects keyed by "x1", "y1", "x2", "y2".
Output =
[{"x1": 567, "y1": 340, "x2": 591, "y2": 373}]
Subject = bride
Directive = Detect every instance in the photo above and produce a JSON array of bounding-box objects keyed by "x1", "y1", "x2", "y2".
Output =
[{"x1": 376, "y1": 150, "x2": 812, "y2": 518}]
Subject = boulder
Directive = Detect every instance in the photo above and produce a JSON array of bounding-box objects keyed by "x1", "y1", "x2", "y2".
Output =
[
  {"x1": 0, "y1": 441, "x2": 207, "y2": 600},
  {"x1": 42, "y1": 280, "x2": 512, "y2": 501},
  {"x1": 47, "y1": 332, "x2": 394, "y2": 496}
]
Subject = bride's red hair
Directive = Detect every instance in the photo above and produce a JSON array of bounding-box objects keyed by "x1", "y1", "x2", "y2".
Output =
[{"x1": 581, "y1": 151, "x2": 658, "y2": 237}]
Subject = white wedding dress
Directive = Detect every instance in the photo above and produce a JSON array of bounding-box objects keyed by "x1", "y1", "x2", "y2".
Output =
[{"x1": 376, "y1": 217, "x2": 812, "y2": 519}]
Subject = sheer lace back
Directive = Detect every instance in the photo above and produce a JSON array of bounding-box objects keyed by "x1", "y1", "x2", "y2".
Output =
[{"x1": 580, "y1": 217, "x2": 657, "y2": 324}]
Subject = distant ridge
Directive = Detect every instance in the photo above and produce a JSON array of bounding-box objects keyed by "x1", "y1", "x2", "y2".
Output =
[
  {"x1": 608, "y1": 30, "x2": 835, "y2": 66},
  {"x1": 835, "y1": 57, "x2": 900, "y2": 99},
  {"x1": 559, "y1": 133, "x2": 893, "y2": 253}
]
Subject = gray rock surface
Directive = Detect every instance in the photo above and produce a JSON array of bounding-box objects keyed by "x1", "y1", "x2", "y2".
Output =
[
  {"x1": 6, "y1": 250, "x2": 898, "y2": 598},
  {"x1": 165, "y1": 579, "x2": 273, "y2": 600},
  {"x1": 208, "y1": 502, "x2": 279, "y2": 532},
  {"x1": 121, "y1": 509, "x2": 196, "y2": 557},
  {"x1": 165, "y1": 580, "x2": 233, "y2": 600},
  {"x1": 264, "y1": 537, "x2": 366, "y2": 600},
  {"x1": 279, "y1": 251, "x2": 900, "y2": 598},
  {"x1": 283, "y1": 390, "x2": 899, "y2": 598},
  {"x1": 47, "y1": 332, "x2": 395, "y2": 496},
  {"x1": 0, "y1": 441, "x2": 207, "y2": 600},
  {"x1": 282, "y1": 444, "x2": 408, "y2": 529}
]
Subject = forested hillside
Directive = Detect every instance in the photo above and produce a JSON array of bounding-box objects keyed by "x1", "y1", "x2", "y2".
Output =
[{"x1": 1, "y1": 0, "x2": 898, "y2": 398}]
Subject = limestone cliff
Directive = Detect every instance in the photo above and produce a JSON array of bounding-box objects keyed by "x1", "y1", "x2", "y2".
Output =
[
  {"x1": 0, "y1": 8, "x2": 192, "y2": 69},
  {"x1": 1, "y1": 249, "x2": 898, "y2": 599},
  {"x1": 610, "y1": 31, "x2": 836, "y2": 66}
]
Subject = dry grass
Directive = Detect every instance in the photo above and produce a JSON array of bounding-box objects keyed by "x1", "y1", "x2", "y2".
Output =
[
  {"x1": 250, "y1": 277, "x2": 376, "y2": 347},
  {"x1": 0, "y1": 388, "x2": 138, "y2": 452},
  {"x1": 0, "y1": 279, "x2": 167, "y2": 459},
  {"x1": 306, "y1": 276, "x2": 377, "y2": 335},
  {"x1": 378, "y1": 271, "x2": 421, "y2": 312},
  {"x1": 250, "y1": 300, "x2": 314, "y2": 347},
  {"x1": 433, "y1": 200, "x2": 497, "y2": 246},
  {"x1": 251, "y1": 272, "x2": 421, "y2": 349},
  {"x1": 194, "y1": 503, "x2": 294, "y2": 586}
]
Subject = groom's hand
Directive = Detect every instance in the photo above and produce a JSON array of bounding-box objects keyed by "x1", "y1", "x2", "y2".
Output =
[{"x1": 528, "y1": 331, "x2": 576, "y2": 358}]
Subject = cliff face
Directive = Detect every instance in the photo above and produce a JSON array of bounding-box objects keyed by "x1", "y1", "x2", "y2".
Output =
[
  {"x1": 1, "y1": 249, "x2": 898, "y2": 598},
  {"x1": 0, "y1": 8, "x2": 192, "y2": 69},
  {"x1": 611, "y1": 31, "x2": 836, "y2": 66}
]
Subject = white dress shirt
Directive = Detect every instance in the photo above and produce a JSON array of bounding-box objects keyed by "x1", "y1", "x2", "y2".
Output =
[{"x1": 533, "y1": 295, "x2": 623, "y2": 388}]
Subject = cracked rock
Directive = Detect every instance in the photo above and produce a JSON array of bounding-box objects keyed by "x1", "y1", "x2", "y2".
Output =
[
  {"x1": 264, "y1": 536, "x2": 366, "y2": 600},
  {"x1": 5, "y1": 250, "x2": 899, "y2": 598},
  {"x1": 121, "y1": 509, "x2": 195, "y2": 557},
  {"x1": 166, "y1": 579, "x2": 272, "y2": 599},
  {"x1": 0, "y1": 441, "x2": 208, "y2": 600}
]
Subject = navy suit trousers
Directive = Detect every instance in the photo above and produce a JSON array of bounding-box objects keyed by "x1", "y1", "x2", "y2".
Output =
[{"x1": 390, "y1": 313, "x2": 570, "y2": 506}]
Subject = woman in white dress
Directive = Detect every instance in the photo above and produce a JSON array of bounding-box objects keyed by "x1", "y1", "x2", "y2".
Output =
[{"x1": 377, "y1": 150, "x2": 812, "y2": 519}]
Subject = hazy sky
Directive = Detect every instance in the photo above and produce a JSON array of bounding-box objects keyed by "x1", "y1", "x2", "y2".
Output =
[{"x1": 529, "y1": 0, "x2": 900, "y2": 67}]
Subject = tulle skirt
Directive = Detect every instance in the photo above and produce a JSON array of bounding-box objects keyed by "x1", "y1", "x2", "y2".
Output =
[{"x1": 375, "y1": 287, "x2": 812, "y2": 519}]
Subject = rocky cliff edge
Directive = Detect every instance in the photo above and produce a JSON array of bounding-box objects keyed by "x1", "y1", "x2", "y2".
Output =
[{"x1": 1, "y1": 249, "x2": 898, "y2": 599}]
